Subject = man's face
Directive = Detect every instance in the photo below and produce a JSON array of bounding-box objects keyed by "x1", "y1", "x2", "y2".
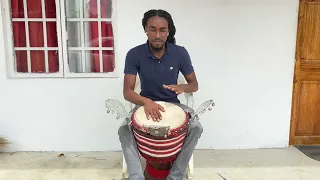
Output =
[{"x1": 145, "y1": 16, "x2": 169, "y2": 51}]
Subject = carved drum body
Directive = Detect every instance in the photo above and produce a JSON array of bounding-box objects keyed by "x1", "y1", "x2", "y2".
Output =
[{"x1": 131, "y1": 101, "x2": 189, "y2": 179}]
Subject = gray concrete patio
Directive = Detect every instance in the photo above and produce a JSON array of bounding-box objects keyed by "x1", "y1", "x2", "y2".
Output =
[{"x1": 0, "y1": 146, "x2": 319, "y2": 180}]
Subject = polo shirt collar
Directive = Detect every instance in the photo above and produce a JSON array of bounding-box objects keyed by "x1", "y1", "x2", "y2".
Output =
[{"x1": 145, "y1": 40, "x2": 170, "y2": 58}]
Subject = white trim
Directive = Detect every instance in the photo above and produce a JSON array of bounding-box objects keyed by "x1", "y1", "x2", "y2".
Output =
[
  {"x1": 83, "y1": 0, "x2": 92, "y2": 73},
  {"x1": 23, "y1": 0, "x2": 31, "y2": 73},
  {"x1": 68, "y1": 47, "x2": 113, "y2": 51},
  {"x1": 67, "y1": 18, "x2": 112, "y2": 22},
  {"x1": 12, "y1": 18, "x2": 56, "y2": 22},
  {"x1": 60, "y1": 0, "x2": 69, "y2": 77},
  {"x1": 110, "y1": 0, "x2": 119, "y2": 78},
  {"x1": 64, "y1": 71, "x2": 119, "y2": 78},
  {"x1": 54, "y1": 0, "x2": 64, "y2": 76},
  {"x1": 41, "y1": 0, "x2": 49, "y2": 73},
  {"x1": 5, "y1": 72, "x2": 64, "y2": 78},
  {"x1": 1, "y1": 0, "x2": 16, "y2": 78},
  {"x1": 98, "y1": 0, "x2": 103, "y2": 73},
  {"x1": 79, "y1": 0, "x2": 86, "y2": 73},
  {"x1": 14, "y1": 47, "x2": 59, "y2": 50}
]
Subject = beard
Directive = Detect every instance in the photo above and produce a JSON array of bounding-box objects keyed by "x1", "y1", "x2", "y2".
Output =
[{"x1": 149, "y1": 42, "x2": 165, "y2": 52}]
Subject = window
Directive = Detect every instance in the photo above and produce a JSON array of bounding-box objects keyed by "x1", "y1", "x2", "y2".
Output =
[{"x1": 1, "y1": 0, "x2": 117, "y2": 78}]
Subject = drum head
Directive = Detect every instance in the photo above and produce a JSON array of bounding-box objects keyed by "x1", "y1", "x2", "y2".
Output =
[{"x1": 134, "y1": 101, "x2": 186, "y2": 129}]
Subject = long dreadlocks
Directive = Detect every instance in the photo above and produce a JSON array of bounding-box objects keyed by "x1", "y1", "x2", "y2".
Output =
[{"x1": 142, "y1": 9, "x2": 176, "y2": 44}]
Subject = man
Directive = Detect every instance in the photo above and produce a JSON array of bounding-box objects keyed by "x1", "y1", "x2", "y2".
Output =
[{"x1": 118, "y1": 9, "x2": 203, "y2": 180}]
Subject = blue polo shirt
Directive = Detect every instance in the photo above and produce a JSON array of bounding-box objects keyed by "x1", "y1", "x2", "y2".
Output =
[{"x1": 124, "y1": 41, "x2": 194, "y2": 103}]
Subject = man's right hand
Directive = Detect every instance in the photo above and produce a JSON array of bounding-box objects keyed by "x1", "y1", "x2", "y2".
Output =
[{"x1": 143, "y1": 99, "x2": 165, "y2": 121}]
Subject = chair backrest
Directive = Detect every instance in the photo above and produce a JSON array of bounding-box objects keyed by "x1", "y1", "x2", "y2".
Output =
[
  {"x1": 133, "y1": 74, "x2": 141, "y2": 94},
  {"x1": 177, "y1": 72, "x2": 188, "y2": 87}
]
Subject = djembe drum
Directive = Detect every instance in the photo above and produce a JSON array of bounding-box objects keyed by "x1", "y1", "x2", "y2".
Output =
[
  {"x1": 105, "y1": 99, "x2": 215, "y2": 180},
  {"x1": 131, "y1": 101, "x2": 189, "y2": 179}
]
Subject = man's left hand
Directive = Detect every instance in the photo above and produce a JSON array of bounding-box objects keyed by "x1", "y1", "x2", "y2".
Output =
[{"x1": 163, "y1": 84, "x2": 186, "y2": 94}]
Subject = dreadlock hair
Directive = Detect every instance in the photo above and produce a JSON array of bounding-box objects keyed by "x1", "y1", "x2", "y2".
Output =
[{"x1": 142, "y1": 9, "x2": 176, "y2": 44}]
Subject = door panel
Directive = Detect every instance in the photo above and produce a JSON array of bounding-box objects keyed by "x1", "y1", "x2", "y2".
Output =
[
  {"x1": 296, "y1": 82, "x2": 320, "y2": 135},
  {"x1": 290, "y1": 0, "x2": 320, "y2": 145},
  {"x1": 301, "y1": 3, "x2": 320, "y2": 63}
]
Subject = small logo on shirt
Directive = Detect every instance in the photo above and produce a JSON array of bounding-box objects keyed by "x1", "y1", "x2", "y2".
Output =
[{"x1": 169, "y1": 67, "x2": 173, "y2": 70}]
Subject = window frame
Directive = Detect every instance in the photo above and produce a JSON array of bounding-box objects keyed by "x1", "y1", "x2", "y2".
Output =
[{"x1": 1, "y1": 0, "x2": 119, "y2": 79}]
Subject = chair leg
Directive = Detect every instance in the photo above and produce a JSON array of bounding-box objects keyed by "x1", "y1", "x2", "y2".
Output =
[
  {"x1": 122, "y1": 154, "x2": 129, "y2": 179},
  {"x1": 187, "y1": 154, "x2": 194, "y2": 179}
]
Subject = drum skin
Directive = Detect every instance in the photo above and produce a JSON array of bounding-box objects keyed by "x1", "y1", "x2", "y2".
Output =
[{"x1": 131, "y1": 101, "x2": 189, "y2": 179}]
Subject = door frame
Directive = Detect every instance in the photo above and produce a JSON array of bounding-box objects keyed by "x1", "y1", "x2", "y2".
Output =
[{"x1": 289, "y1": 0, "x2": 320, "y2": 145}]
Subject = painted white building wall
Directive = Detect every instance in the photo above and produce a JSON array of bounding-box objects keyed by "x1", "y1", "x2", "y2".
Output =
[{"x1": 0, "y1": 0, "x2": 299, "y2": 151}]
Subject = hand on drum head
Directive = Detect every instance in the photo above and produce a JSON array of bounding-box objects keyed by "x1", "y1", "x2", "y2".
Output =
[{"x1": 143, "y1": 99, "x2": 165, "y2": 121}]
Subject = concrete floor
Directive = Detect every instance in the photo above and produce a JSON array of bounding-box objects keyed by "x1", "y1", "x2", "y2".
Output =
[{"x1": 0, "y1": 146, "x2": 320, "y2": 180}]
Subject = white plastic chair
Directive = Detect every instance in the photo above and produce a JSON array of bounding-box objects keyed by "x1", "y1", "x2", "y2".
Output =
[{"x1": 122, "y1": 73, "x2": 194, "y2": 179}]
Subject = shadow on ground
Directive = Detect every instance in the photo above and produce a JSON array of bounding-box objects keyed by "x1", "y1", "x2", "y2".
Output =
[{"x1": 295, "y1": 145, "x2": 320, "y2": 162}]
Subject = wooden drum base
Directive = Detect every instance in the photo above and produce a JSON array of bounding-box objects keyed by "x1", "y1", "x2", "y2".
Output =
[{"x1": 144, "y1": 161, "x2": 174, "y2": 180}]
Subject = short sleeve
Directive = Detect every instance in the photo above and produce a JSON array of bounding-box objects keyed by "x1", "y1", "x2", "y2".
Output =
[
  {"x1": 124, "y1": 49, "x2": 139, "y2": 75},
  {"x1": 179, "y1": 47, "x2": 194, "y2": 76}
]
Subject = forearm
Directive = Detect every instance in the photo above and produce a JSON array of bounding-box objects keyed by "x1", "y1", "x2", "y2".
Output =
[
  {"x1": 123, "y1": 89, "x2": 149, "y2": 106},
  {"x1": 183, "y1": 81, "x2": 198, "y2": 93}
]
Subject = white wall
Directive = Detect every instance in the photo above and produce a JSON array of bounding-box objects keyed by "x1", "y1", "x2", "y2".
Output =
[{"x1": 0, "y1": 0, "x2": 299, "y2": 151}]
